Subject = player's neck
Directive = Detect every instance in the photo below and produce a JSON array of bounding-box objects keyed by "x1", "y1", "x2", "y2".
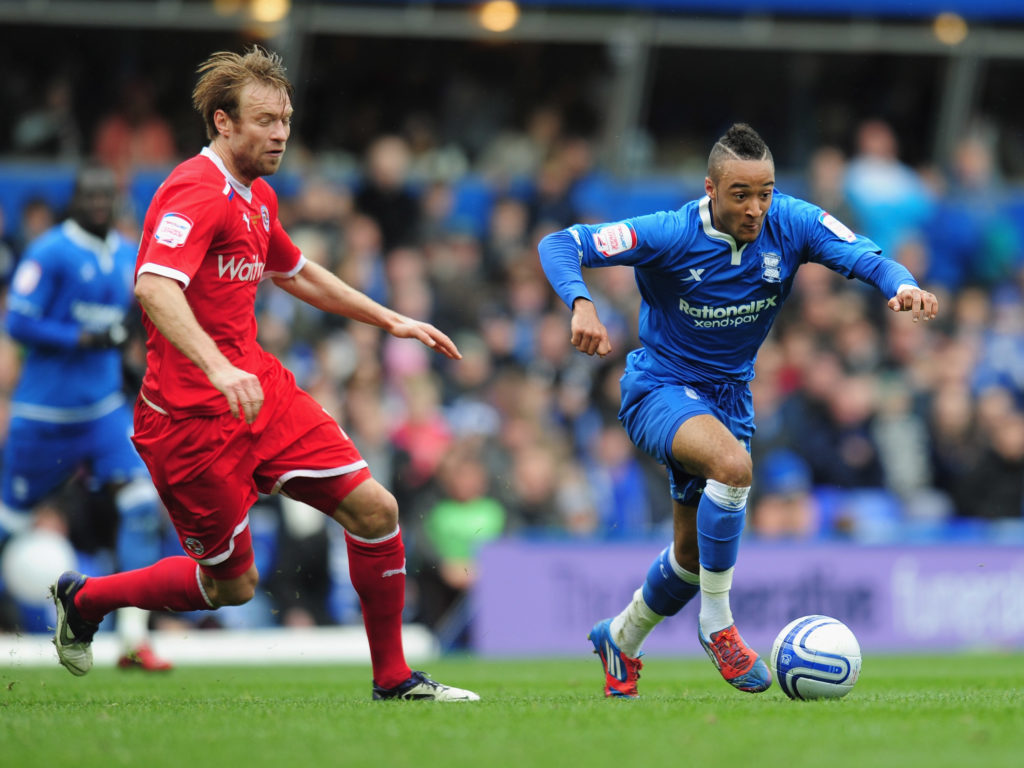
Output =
[{"x1": 208, "y1": 142, "x2": 254, "y2": 188}]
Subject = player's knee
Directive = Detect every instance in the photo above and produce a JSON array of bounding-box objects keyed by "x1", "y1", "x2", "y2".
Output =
[
  {"x1": 709, "y1": 451, "x2": 752, "y2": 488},
  {"x1": 334, "y1": 482, "x2": 399, "y2": 539},
  {"x1": 360, "y1": 487, "x2": 399, "y2": 533}
]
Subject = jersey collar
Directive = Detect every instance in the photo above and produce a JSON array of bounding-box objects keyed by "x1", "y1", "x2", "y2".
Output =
[
  {"x1": 62, "y1": 219, "x2": 117, "y2": 273},
  {"x1": 201, "y1": 146, "x2": 254, "y2": 204},
  {"x1": 698, "y1": 195, "x2": 747, "y2": 266}
]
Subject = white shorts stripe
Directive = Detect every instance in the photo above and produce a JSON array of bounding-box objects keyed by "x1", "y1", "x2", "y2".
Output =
[
  {"x1": 269, "y1": 461, "x2": 369, "y2": 495},
  {"x1": 196, "y1": 514, "x2": 250, "y2": 567}
]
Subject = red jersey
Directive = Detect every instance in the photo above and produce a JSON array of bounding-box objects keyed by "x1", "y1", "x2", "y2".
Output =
[{"x1": 135, "y1": 148, "x2": 305, "y2": 418}]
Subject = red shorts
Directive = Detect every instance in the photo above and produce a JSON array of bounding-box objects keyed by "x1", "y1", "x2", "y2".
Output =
[{"x1": 133, "y1": 376, "x2": 371, "y2": 579}]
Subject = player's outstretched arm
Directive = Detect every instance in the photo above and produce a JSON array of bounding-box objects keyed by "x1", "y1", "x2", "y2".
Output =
[
  {"x1": 135, "y1": 273, "x2": 265, "y2": 423},
  {"x1": 273, "y1": 260, "x2": 461, "y2": 359},
  {"x1": 887, "y1": 284, "x2": 939, "y2": 322}
]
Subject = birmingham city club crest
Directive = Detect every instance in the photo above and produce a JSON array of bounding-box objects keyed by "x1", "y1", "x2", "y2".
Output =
[{"x1": 761, "y1": 251, "x2": 781, "y2": 283}]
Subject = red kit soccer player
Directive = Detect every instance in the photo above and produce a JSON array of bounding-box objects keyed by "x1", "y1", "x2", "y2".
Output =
[{"x1": 49, "y1": 47, "x2": 479, "y2": 701}]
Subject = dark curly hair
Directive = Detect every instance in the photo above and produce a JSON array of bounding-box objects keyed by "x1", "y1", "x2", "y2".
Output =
[{"x1": 707, "y1": 123, "x2": 774, "y2": 182}]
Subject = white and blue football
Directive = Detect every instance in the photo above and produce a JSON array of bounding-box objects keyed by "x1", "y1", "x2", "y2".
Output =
[{"x1": 770, "y1": 615, "x2": 862, "y2": 700}]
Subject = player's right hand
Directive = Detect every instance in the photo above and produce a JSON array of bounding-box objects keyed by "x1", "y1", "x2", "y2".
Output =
[
  {"x1": 209, "y1": 366, "x2": 264, "y2": 424},
  {"x1": 570, "y1": 298, "x2": 612, "y2": 357}
]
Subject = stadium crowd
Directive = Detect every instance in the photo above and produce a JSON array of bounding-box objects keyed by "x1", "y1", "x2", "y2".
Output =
[{"x1": 2, "y1": 77, "x2": 1024, "y2": 642}]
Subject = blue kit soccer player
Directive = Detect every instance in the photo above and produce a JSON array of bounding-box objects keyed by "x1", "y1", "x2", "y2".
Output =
[
  {"x1": 538, "y1": 123, "x2": 938, "y2": 697},
  {"x1": 1, "y1": 165, "x2": 172, "y2": 670}
]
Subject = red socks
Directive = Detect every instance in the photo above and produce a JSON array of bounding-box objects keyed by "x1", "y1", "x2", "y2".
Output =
[
  {"x1": 72, "y1": 533, "x2": 413, "y2": 690},
  {"x1": 74, "y1": 556, "x2": 212, "y2": 623},
  {"x1": 345, "y1": 528, "x2": 412, "y2": 689}
]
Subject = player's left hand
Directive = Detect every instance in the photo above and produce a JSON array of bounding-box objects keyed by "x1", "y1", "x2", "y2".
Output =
[
  {"x1": 389, "y1": 318, "x2": 462, "y2": 360},
  {"x1": 888, "y1": 285, "x2": 938, "y2": 322}
]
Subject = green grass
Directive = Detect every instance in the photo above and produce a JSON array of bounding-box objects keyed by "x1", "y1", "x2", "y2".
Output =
[{"x1": 2, "y1": 654, "x2": 1023, "y2": 768}]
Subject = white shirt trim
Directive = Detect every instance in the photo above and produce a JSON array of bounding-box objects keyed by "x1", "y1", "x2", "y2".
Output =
[
  {"x1": 201, "y1": 146, "x2": 254, "y2": 203},
  {"x1": 137, "y1": 262, "x2": 191, "y2": 288},
  {"x1": 11, "y1": 391, "x2": 124, "y2": 424},
  {"x1": 699, "y1": 195, "x2": 748, "y2": 266},
  {"x1": 62, "y1": 219, "x2": 119, "y2": 274},
  {"x1": 263, "y1": 253, "x2": 307, "y2": 283},
  {"x1": 138, "y1": 391, "x2": 170, "y2": 416}
]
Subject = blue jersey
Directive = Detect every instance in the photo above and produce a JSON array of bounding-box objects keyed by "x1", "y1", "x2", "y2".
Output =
[
  {"x1": 539, "y1": 190, "x2": 917, "y2": 385},
  {"x1": 5, "y1": 220, "x2": 137, "y2": 421}
]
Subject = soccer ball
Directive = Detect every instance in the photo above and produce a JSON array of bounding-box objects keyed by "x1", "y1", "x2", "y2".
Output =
[
  {"x1": 1, "y1": 529, "x2": 77, "y2": 605},
  {"x1": 770, "y1": 615, "x2": 862, "y2": 700}
]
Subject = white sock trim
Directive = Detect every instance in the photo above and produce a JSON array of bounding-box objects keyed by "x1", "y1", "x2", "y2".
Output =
[
  {"x1": 667, "y1": 547, "x2": 701, "y2": 585},
  {"x1": 346, "y1": 525, "x2": 401, "y2": 545},
  {"x1": 704, "y1": 479, "x2": 749, "y2": 510},
  {"x1": 195, "y1": 565, "x2": 215, "y2": 608},
  {"x1": 699, "y1": 565, "x2": 735, "y2": 594},
  {"x1": 611, "y1": 588, "x2": 663, "y2": 657}
]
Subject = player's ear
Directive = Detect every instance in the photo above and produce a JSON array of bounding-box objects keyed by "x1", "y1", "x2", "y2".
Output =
[
  {"x1": 213, "y1": 109, "x2": 232, "y2": 138},
  {"x1": 704, "y1": 176, "x2": 715, "y2": 199}
]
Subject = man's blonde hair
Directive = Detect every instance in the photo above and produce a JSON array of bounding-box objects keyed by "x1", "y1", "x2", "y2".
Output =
[{"x1": 192, "y1": 46, "x2": 292, "y2": 141}]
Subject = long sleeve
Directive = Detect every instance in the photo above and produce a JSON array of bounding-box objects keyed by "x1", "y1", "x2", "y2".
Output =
[
  {"x1": 849, "y1": 252, "x2": 919, "y2": 299},
  {"x1": 538, "y1": 228, "x2": 593, "y2": 309},
  {"x1": 5, "y1": 305, "x2": 82, "y2": 349}
]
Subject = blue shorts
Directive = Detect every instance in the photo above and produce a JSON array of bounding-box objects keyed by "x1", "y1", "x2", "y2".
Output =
[
  {"x1": 618, "y1": 362, "x2": 753, "y2": 505},
  {"x1": 1, "y1": 402, "x2": 147, "y2": 511}
]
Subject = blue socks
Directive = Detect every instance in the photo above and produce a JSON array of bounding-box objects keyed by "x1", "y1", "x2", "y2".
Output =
[
  {"x1": 696, "y1": 479, "x2": 749, "y2": 571},
  {"x1": 641, "y1": 545, "x2": 700, "y2": 617}
]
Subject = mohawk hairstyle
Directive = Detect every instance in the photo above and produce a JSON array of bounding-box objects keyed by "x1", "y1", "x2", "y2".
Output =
[{"x1": 707, "y1": 123, "x2": 774, "y2": 182}]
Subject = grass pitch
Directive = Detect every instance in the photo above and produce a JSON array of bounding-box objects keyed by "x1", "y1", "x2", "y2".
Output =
[{"x1": 2, "y1": 653, "x2": 1022, "y2": 768}]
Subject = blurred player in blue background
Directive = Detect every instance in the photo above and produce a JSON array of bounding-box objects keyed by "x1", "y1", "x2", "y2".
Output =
[
  {"x1": 1, "y1": 164, "x2": 172, "y2": 670},
  {"x1": 539, "y1": 123, "x2": 938, "y2": 697}
]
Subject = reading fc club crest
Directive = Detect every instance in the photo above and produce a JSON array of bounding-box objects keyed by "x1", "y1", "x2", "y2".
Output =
[
  {"x1": 260, "y1": 205, "x2": 270, "y2": 232},
  {"x1": 184, "y1": 537, "x2": 205, "y2": 556},
  {"x1": 761, "y1": 251, "x2": 781, "y2": 283}
]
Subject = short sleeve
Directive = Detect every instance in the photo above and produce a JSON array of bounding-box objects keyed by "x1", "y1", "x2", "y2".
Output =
[{"x1": 137, "y1": 179, "x2": 225, "y2": 287}]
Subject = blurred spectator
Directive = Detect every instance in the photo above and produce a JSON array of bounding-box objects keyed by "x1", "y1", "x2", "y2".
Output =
[
  {"x1": 502, "y1": 438, "x2": 567, "y2": 531},
  {"x1": 354, "y1": 135, "x2": 421, "y2": 251},
  {"x1": 477, "y1": 104, "x2": 564, "y2": 189},
  {"x1": 390, "y1": 372, "x2": 453, "y2": 497},
  {"x1": 927, "y1": 380, "x2": 984, "y2": 517},
  {"x1": 972, "y1": 287, "x2": 1024, "y2": 407},
  {"x1": 17, "y1": 197, "x2": 56, "y2": 252},
  {"x1": 872, "y1": 374, "x2": 940, "y2": 519},
  {"x1": 749, "y1": 450, "x2": 820, "y2": 540},
  {"x1": 584, "y1": 421, "x2": 653, "y2": 538},
  {"x1": 806, "y1": 145, "x2": 856, "y2": 228},
  {"x1": 0, "y1": 204, "x2": 17, "y2": 289},
  {"x1": 925, "y1": 133, "x2": 1020, "y2": 292},
  {"x1": 403, "y1": 111, "x2": 469, "y2": 185},
  {"x1": 93, "y1": 77, "x2": 177, "y2": 184},
  {"x1": 844, "y1": 118, "x2": 934, "y2": 255},
  {"x1": 482, "y1": 196, "x2": 532, "y2": 284},
  {"x1": 414, "y1": 444, "x2": 506, "y2": 645},
  {"x1": 528, "y1": 148, "x2": 585, "y2": 232},
  {"x1": 12, "y1": 75, "x2": 81, "y2": 159},
  {"x1": 958, "y1": 407, "x2": 1024, "y2": 519},
  {"x1": 267, "y1": 496, "x2": 334, "y2": 627}
]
